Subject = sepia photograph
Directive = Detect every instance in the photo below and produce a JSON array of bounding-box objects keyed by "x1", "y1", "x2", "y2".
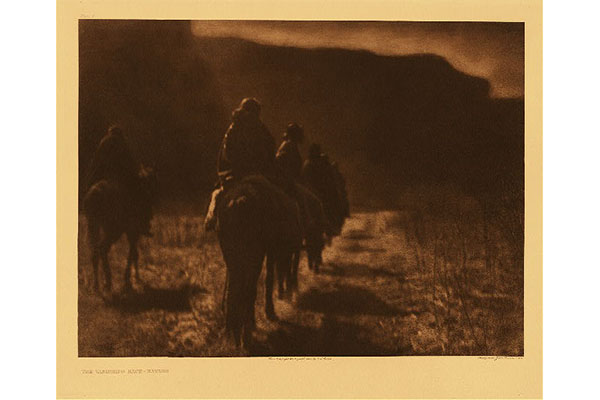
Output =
[
  {"x1": 6, "y1": 0, "x2": 597, "y2": 397},
  {"x1": 76, "y1": 19, "x2": 525, "y2": 357}
]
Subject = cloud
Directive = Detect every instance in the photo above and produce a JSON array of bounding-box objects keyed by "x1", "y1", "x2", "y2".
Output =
[{"x1": 191, "y1": 21, "x2": 523, "y2": 98}]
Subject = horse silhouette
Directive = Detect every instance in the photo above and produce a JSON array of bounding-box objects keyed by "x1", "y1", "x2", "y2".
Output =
[
  {"x1": 83, "y1": 167, "x2": 157, "y2": 293},
  {"x1": 216, "y1": 175, "x2": 302, "y2": 348},
  {"x1": 298, "y1": 184, "x2": 330, "y2": 274},
  {"x1": 275, "y1": 183, "x2": 331, "y2": 296}
]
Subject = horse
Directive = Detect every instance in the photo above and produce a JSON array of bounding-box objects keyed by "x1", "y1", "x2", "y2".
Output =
[
  {"x1": 276, "y1": 183, "x2": 330, "y2": 294},
  {"x1": 299, "y1": 184, "x2": 330, "y2": 274},
  {"x1": 216, "y1": 175, "x2": 302, "y2": 348},
  {"x1": 83, "y1": 167, "x2": 157, "y2": 293}
]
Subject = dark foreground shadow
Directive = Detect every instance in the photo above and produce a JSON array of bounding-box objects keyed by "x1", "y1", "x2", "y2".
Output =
[
  {"x1": 296, "y1": 283, "x2": 398, "y2": 316},
  {"x1": 321, "y1": 262, "x2": 405, "y2": 281},
  {"x1": 340, "y1": 242, "x2": 387, "y2": 254},
  {"x1": 343, "y1": 229, "x2": 375, "y2": 241},
  {"x1": 104, "y1": 284, "x2": 207, "y2": 313},
  {"x1": 249, "y1": 317, "x2": 396, "y2": 356}
]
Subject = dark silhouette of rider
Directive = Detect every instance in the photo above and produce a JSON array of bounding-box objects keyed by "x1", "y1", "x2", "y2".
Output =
[
  {"x1": 87, "y1": 125, "x2": 138, "y2": 189},
  {"x1": 217, "y1": 98, "x2": 277, "y2": 184},
  {"x1": 302, "y1": 143, "x2": 342, "y2": 234},
  {"x1": 205, "y1": 98, "x2": 278, "y2": 231},
  {"x1": 86, "y1": 125, "x2": 152, "y2": 236},
  {"x1": 331, "y1": 161, "x2": 350, "y2": 219},
  {"x1": 276, "y1": 122, "x2": 304, "y2": 182}
]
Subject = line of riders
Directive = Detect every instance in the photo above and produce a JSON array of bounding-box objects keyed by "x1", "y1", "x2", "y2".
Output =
[
  {"x1": 84, "y1": 98, "x2": 350, "y2": 347},
  {"x1": 204, "y1": 97, "x2": 349, "y2": 244}
]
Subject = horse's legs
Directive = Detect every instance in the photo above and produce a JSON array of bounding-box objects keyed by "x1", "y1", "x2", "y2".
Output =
[
  {"x1": 225, "y1": 266, "x2": 243, "y2": 347},
  {"x1": 91, "y1": 248, "x2": 100, "y2": 292},
  {"x1": 100, "y1": 244, "x2": 112, "y2": 292},
  {"x1": 221, "y1": 268, "x2": 229, "y2": 314},
  {"x1": 282, "y1": 252, "x2": 295, "y2": 299},
  {"x1": 276, "y1": 253, "x2": 288, "y2": 299},
  {"x1": 133, "y1": 240, "x2": 140, "y2": 281},
  {"x1": 315, "y1": 245, "x2": 323, "y2": 274},
  {"x1": 265, "y1": 253, "x2": 277, "y2": 321},
  {"x1": 87, "y1": 220, "x2": 101, "y2": 292},
  {"x1": 307, "y1": 245, "x2": 314, "y2": 271},
  {"x1": 242, "y1": 256, "x2": 263, "y2": 348},
  {"x1": 125, "y1": 234, "x2": 139, "y2": 291},
  {"x1": 289, "y1": 251, "x2": 300, "y2": 292},
  {"x1": 124, "y1": 251, "x2": 133, "y2": 292}
]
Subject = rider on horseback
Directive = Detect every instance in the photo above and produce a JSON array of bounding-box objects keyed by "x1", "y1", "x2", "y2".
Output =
[
  {"x1": 275, "y1": 122, "x2": 315, "y2": 237},
  {"x1": 302, "y1": 143, "x2": 343, "y2": 235},
  {"x1": 205, "y1": 98, "x2": 278, "y2": 231},
  {"x1": 276, "y1": 122, "x2": 304, "y2": 182},
  {"x1": 86, "y1": 125, "x2": 152, "y2": 236}
]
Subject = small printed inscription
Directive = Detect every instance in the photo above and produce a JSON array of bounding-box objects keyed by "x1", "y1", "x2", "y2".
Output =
[
  {"x1": 81, "y1": 368, "x2": 170, "y2": 375},
  {"x1": 477, "y1": 356, "x2": 523, "y2": 361},
  {"x1": 268, "y1": 357, "x2": 333, "y2": 361}
]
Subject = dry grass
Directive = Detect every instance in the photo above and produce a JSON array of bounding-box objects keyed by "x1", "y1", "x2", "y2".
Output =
[
  {"x1": 78, "y1": 190, "x2": 523, "y2": 356},
  {"x1": 396, "y1": 184, "x2": 524, "y2": 355}
]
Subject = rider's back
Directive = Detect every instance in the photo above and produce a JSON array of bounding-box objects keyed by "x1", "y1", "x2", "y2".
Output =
[
  {"x1": 87, "y1": 126, "x2": 138, "y2": 189},
  {"x1": 218, "y1": 109, "x2": 276, "y2": 182},
  {"x1": 276, "y1": 139, "x2": 302, "y2": 182},
  {"x1": 85, "y1": 126, "x2": 153, "y2": 236}
]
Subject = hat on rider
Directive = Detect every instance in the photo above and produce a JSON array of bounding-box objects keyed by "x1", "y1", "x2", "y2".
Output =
[
  {"x1": 239, "y1": 97, "x2": 261, "y2": 116},
  {"x1": 284, "y1": 122, "x2": 304, "y2": 142}
]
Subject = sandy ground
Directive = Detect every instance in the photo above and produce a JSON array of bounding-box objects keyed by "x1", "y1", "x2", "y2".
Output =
[{"x1": 78, "y1": 211, "x2": 523, "y2": 357}]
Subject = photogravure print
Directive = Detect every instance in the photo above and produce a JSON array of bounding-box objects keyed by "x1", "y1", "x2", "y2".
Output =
[{"x1": 77, "y1": 20, "x2": 524, "y2": 358}]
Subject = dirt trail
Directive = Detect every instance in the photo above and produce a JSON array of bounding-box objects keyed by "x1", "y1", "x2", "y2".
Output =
[
  {"x1": 245, "y1": 211, "x2": 429, "y2": 356},
  {"x1": 78, "y1": 211, "x2": 521, "y2": 357}
]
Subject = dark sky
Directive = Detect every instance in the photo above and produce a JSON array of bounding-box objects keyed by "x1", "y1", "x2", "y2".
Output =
[{"x1": 191, "y1": 21, "x2": 524, "y2": 98}]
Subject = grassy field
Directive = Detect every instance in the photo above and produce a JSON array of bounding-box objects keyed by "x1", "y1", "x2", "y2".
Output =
[{"x1": 78, "y1": 202, "x2": 523, "y2": 356}]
